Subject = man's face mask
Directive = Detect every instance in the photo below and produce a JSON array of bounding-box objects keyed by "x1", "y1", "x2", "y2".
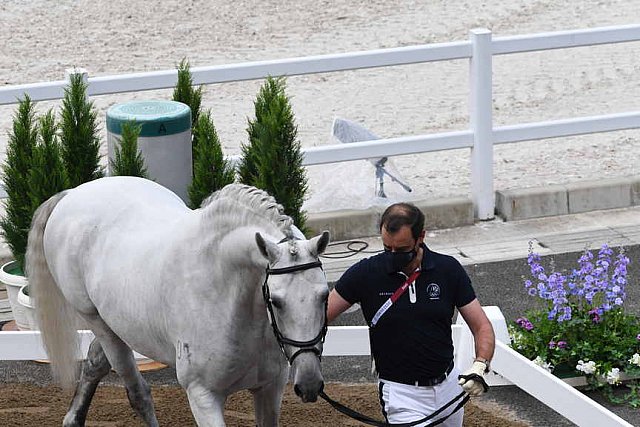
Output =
[{"x1": 385, "y1": 246, "x2": 418, "y2": 272}]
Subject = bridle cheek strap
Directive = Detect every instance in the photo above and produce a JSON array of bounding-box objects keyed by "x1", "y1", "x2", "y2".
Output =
[{"x1": 262, "y1": 260, "x2": 327, "y2": 365}]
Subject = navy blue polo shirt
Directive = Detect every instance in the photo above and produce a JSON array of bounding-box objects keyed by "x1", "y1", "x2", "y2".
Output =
[{"x1": 334, "y1": 244, "x2": 476, "y2": 383}]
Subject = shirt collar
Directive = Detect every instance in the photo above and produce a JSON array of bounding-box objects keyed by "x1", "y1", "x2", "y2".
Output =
[{"x1": 420, "y1": 243, "x2": 436, "y2": 271}]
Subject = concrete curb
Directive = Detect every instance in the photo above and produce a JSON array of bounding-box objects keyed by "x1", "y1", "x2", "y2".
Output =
[
  {"x1": 307, "y1": 197, "x2": 474, "y2": 240},
  {"x1": 309, "y1": 176, "x2": 640, "y2": 241},
  {"x1": 496, "y1": 176, "x2": 640, "y2": 221}
]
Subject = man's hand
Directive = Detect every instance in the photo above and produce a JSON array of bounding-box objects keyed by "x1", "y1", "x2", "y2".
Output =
[{"x1": 458, "y1": 361, "x2": 488, "y2": 396}]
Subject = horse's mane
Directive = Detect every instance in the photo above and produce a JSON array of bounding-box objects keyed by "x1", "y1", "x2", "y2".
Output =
[{"x1": 200, "y1": 184, "x2": 294, "y2": 238}]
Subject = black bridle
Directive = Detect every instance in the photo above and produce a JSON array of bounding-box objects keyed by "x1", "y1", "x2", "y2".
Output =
[{"x1": 262, "y1": 259, "x2": 328, "y2": 365}]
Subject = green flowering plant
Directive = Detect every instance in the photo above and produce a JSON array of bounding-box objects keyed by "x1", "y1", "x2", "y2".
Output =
[{"x1": 509, "y1": 243, "x2": 640, "y2": 407}]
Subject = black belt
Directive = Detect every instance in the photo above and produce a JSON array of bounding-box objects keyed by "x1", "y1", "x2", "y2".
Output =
[{"x1": 382, "y1": 360, "x2": 454, "y2": 387}]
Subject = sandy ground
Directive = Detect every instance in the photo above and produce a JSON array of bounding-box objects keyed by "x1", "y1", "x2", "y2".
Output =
[
  {"x1": 0, "y1": 0, "x2": 639, "y2": 211},
  {"x1": 0, "y1": 382, "x2": 528, "y2": 427}
]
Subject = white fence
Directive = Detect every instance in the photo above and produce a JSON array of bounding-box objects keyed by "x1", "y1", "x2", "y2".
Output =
[
  {"x1": 1, "y1": 25, "x2": 639, "y2": 219},
  {"x1": 0, "y1": 306, "x2": 633, "y2": 426}
]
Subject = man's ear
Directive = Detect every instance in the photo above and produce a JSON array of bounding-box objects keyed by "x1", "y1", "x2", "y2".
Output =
[
  {"x1": 418, "y1": 229, "x2": 426, "y2": 245},
  {"x1": 255, "y1": 232, "x2": 281, "y2": 263}
]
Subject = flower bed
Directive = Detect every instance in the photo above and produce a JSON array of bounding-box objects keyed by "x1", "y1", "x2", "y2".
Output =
[{"x1": 509, "y1": 243, "x2": 640, "y2": 407}]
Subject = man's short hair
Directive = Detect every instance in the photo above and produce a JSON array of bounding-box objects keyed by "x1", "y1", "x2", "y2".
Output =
[{"x1": 379, "y1": 202, "x2": 425, "y2": 240}]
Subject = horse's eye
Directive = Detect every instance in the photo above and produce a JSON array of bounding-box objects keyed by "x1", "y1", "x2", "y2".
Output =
[{"x1": 270, "y1": 297, "x2": 283, "y2": 309}]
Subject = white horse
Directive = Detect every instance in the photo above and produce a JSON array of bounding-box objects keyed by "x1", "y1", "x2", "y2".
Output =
[{"x1": 26, "y1": 177, "x2": 330, "y2": 426}]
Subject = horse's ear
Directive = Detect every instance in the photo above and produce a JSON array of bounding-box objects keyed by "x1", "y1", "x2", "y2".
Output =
[
  {"x1": 255, "y1": 232, "x2": 280, "y2": 263},
  {"x1": 309, "y1": 230, "x2": 330, "y2": 256}
]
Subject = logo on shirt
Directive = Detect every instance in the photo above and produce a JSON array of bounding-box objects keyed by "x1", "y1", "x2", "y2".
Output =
[{"x1": 426, "y1": 283, "x2": 441, "y2": 300}]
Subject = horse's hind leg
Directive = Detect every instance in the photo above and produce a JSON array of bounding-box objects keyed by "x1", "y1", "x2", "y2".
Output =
[
  {"x1": 63, "y1": 338, "x2": 111, "y2": 427},
  {"x1": 85, "y1": 316, "x2": 159, "y2": 427}
]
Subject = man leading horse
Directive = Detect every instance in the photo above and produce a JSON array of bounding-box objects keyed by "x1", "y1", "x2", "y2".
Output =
[{"x1": 327, "y1": 202, "x2": 495, "y2": 426}]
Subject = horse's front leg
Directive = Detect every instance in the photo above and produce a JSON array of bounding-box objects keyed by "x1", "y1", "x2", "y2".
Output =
[
  {"x1": 251, "y1": 376, "x2": 288, "y2": 427},
  {"x1": 182, "y1": 381, "x2": 227, "y2": 427}
]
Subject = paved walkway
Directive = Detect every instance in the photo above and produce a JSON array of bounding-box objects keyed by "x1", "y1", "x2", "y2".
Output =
[{"x1": 321, "y1": 205, "x2": 640, "y2": 283}]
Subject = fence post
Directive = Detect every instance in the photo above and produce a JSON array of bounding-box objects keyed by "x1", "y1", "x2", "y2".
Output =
[{"x1": 469, "y1": 28, "x2": 494, "y2": 220}]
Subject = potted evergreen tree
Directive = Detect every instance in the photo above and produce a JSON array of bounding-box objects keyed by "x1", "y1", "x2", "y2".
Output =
[
  {"x1": 60, "y1": 73, "x2": 104, "y2": 187},
  {"x1": 172, "y1": 58, "x2": 203, "y2": 171},
  {"x1": 0, "y1": 96, "x2": 38, "y2": 329},
  {"x1": 171, "y1": 58, "x2": 235, "y2": 208},
  {"x1": 238, "y1": 76, "x2": 309, "y2": 232},
  {"x1": 17, "y1": 110, "x2": 68, "y2": 329},
  {"x1": 1, "y1": 71, "x2": 102, "y2": 329},
  {"x1": 110, "y1": 121, "x2": 148, "y2": 178},
  {"x1": 188, "y1": 111, "x2": 235, "y2": 208}
]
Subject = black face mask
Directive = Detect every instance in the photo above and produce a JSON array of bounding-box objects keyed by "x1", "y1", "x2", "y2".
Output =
[{"x1": 385, "y1": 248, "x2": 417, "y2": 272}]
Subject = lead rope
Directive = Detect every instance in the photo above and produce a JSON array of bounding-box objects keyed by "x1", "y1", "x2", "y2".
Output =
[
  {"x1": 319, "y1": 373, "x2": 488, "y2": 427},
  {"x1": 319, "y1": 390, "x2": 469, "y2": 427}
]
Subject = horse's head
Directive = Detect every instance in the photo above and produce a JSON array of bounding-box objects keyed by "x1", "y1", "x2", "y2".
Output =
[{"x1": 255, "y1": 230, "x2": 330, "y2": 403}]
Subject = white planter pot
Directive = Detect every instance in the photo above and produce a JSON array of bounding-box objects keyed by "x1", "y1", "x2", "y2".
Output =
[
  {"x1": 17, "y1": 285, "x2": 37, "y2": 330},
  {"x1": 0, "y1": 281, "x2": 13, "y2": 322},
  {"x1": 0, "y1": 260, "x2": 29, "y2": 329}
]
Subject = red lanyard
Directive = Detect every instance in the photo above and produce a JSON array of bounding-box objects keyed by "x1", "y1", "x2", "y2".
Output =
[{"x1": 370, "y1": 269, "x2": 421, "y2": 327}]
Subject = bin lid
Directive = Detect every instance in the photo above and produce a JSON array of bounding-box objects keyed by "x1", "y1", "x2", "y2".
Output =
[{"x1": 107, "y1": 100, "x2": 191, "y2": 137}]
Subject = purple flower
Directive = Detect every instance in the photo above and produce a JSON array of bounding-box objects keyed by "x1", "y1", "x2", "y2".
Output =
[
  {"x1": 636, "y1": 334, "x2": 640, "y2": 341},
  {"x1": 557, "y1": 341, "x2": 567, "y2": 349},
  {"x1": 521, "y1": 244, "x2": 629, "y2": 324},
  {"x1": 548, "y1": 341, "x2": 556, "y2": 349},
  {"x1": 515, "y1": 317, "x2": 534, "y2": 331}
]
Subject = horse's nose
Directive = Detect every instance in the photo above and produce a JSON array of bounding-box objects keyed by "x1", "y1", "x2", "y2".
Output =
[{"x1": 294, "y1": 379, "x2": 324, "y2": 403}]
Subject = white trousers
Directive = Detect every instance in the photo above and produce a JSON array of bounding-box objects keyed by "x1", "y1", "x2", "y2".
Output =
[{"x1": 379, "y1": 366, "x2": 464, "y2": 427}]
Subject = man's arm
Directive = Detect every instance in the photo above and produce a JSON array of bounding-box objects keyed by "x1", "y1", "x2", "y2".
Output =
[
  {"x1": 327, "y1": 289, "x2": 353, "y2": 323},
  {"x1": 456, "y1": 298, "x2": 495, "y2": 396},
  {"x1": 458, "y1": 298, "x2": 495, "y2": 362}
]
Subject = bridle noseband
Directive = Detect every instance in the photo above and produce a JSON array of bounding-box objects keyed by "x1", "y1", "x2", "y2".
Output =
[{"x1": 262, "y1": 259, "x2": 328, "y2": 365}]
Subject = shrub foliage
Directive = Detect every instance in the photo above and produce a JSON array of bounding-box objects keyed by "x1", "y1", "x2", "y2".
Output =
[
  {"x1": 188, "y1": 111, "x2": 235, "y2": 208},
  {"x1": 238, "y1": 77, "x2": 308, "y2": 231},
  {"x1": 28, "y1": 109, "x2": 68, "y2": 213},
  {"x1": 60, "y1": 73, "x2": 103, "y2": 187},
  {"x1": 1, "y1": 96, "x2": 39, "y2": 268},
  {"x1": 110, "y1": 121, "x2": 148, "y2": 178}
]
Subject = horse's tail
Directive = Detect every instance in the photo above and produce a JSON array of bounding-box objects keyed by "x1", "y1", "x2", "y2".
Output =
[{"x1": 25, "y1": 190, "x2": 78, "y2": 389}]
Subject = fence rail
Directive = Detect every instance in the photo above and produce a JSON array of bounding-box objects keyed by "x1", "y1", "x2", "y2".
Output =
[{"x1": 1, "y1": 24, "x2": 639, "y2": 218}]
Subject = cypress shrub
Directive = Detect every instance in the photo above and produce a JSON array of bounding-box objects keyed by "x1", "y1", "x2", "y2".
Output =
[
  {"x1": 172, "y1": 58, "x2": 203, "y2": 155},
  {"x1": 238, "y1": 76, "x2": 308, "y2": 231},
  {"x1": 0, "y1": 96, "x2": 38, "y2": 268},
  {"x1": 188, "y1": 111, "x2": 235, "y2": 209},
  {"x1": 60, "y1": 73, "x2": 104, "y2": 188},
  {"x1": 28, "y1": 109, "x2": 69, "y2": 214},
  {"x1": 110, "y1": 121, "x2": 148, "y2": 178}
]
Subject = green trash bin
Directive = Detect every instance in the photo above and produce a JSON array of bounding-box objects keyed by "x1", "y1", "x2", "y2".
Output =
[{"x1": 107, "y1": 100, "x2": 192, "y2": 202}]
